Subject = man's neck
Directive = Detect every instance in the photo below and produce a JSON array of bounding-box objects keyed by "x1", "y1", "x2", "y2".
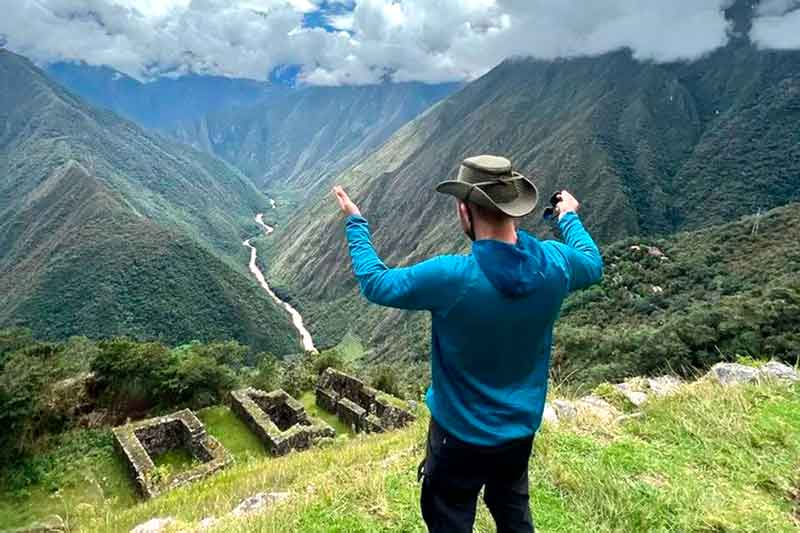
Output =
[{"x1": 474, "y1": 222, "x2": 517, "y2": 245}]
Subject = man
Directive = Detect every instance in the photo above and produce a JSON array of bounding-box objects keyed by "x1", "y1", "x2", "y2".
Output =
[{"x1": 332, "y1": 155, "x2": 603, "y2": 532}]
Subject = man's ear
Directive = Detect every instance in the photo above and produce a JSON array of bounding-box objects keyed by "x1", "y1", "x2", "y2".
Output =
[{"x1": 457, "y1": 201, "x2": 471, "y2": 233}]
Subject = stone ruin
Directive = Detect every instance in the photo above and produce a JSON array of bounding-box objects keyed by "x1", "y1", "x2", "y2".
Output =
[
  {"x1": 315, "y1": 368, "x2": 415, "y2": 433},
  {"x1": 112, "y1": 409, "x2": 232, "y2": 499},
  {"x1": 230, "y1": 387, "x2": 335, "y2": 456}
]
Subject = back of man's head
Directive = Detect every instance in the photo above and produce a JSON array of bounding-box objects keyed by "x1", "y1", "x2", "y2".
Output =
[{"x1": 467, "y1": 201, "x2": 511, "y2": 226}]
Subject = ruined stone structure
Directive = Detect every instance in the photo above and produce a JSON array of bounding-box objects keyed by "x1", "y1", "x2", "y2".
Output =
[
  {"x1": 112, "y1": 409, "x2": 232, "y2": 499},
  {"x1": 315, "y1": 368, "x2": 415, "y2": 433},
  {"x1": 230, "y1": 388, "x2": 335, "y2": 456}
]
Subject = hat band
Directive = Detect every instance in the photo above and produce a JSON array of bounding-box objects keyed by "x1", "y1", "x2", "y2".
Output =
[{"x1": 465, "y1": 176, "x2": 522, "y2": 204}]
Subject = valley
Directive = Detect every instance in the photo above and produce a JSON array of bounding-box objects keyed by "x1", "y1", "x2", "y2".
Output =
[
  {"x1": 1, "y1": 0, "x2": 799, "y2": 530},
  {"x1": 244, "y1": 208, "x2": 318, "y2": 354}
]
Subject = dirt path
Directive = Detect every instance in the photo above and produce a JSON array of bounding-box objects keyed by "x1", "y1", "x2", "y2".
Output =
[{"x1": 244, "y1": 209, "x2": 317, "y2": 354}]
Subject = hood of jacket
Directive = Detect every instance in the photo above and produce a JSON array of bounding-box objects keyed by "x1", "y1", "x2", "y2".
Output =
[{"x1": 471, "y1": 230, "x2": 546, "y2": 298}]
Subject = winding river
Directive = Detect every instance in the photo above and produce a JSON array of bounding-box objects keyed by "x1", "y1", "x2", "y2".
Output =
[{"x1": 243, "y1": 208, "x2": 318, "y2": 354}]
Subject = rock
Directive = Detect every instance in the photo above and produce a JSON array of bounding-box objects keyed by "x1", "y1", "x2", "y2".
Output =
[
  {"x1": 647, "y1": 246, "x2": 665, "y2": 258},
  {"x1": 614, "y1": 383, "x2": 648, "y2": 407},
  {"x1": 759, "y1": 361, "x2": 799, "y2": 382},
  {"x1": 231, "y1": 492, "x2": 290, "y2": 517},
  {"x1": 576, "y1": 395, "x2": 620, "y2": 423},
  {"x1": 197, "y1": 517, "x2": 217, "y2": 531},
  {"x1": 542, "y1": 403, "x2": 559, "y2": 425},
  {"x1": 709, "y1": 363, "x2": 760, "y2": 385},
  {"x1": 646, "y1": 376, "x2": 682, "y2": 397},
  {"x1": 129, "y1": 517, "x2": 175, "y2": 533},
  {"x1": 552, "y1": 399, "x2": 577, "y2": 421}
]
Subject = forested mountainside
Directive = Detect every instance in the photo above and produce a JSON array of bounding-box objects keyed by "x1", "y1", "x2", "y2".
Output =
[
  {"x1": 45, "y1": 62, "x2": 273, "y2": 130},
  {"x1": 170, "y1": 82, "x2": 458, "y2": 191},
  {"x1": 263, "y1": 0, "x2": 800, "y2": 367},
  {"x1": 271, "y1": 201, "x2": 800, "y2": 387},
  {"x1": 0, "y1": 50, "x2": 298, "y2": 353}
]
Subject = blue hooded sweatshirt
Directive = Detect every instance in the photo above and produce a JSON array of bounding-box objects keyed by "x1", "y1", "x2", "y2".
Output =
[{"x1": 344, "y1": 212, "x2": 603, "y2": 446}]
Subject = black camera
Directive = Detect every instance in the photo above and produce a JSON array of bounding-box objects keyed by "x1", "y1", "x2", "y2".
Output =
[{"x1": 542, "y1": 192, "x2": 562, "y2": 221}]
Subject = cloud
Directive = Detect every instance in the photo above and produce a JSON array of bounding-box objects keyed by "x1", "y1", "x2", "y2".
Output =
[
  {"x1": 752, "y1": 0, "x2": 800, "y2": 50},
  {"x1": 1, "y1": 0, "x2": 796, "y2": 85}
]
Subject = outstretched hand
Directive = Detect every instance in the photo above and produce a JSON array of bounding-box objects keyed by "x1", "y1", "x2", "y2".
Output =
[
  {"x1": 556, "y1": 190, "x2": 580, "y2": 220},
  {"x1": 332, "y1": 186, "x2": 361, "y2": 217}
]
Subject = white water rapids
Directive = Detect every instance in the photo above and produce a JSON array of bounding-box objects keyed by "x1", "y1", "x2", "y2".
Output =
[{"x1": 243, "y1": 209, "x2": 318, "y2": 353}]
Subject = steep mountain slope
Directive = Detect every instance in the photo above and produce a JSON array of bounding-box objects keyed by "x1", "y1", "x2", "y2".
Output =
[
  {"x1": 0, "y1": 50, "x2": 298, "y2": 353},
  {"x1": 170, "y1": 82, "x2": 458, "y2": 191},
  {"x1": 45, "y1": 62, "x2": 273, "y2": 131},
  {"x1": 265, "y1": 32, "x2": 800, "y2": 363}
]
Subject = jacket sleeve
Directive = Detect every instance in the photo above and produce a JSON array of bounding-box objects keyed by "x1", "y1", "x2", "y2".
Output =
[
  {"x1": 344, "y1": 215, "x2": 459, "y2": 311},
  {"x1": 548, "y1": 212, "x2": 604, "y2": 292}
]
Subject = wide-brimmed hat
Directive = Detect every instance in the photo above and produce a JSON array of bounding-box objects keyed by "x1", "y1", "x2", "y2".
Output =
[{"x1": 435, "y1": 155, "x2": 538, "y2": 217}]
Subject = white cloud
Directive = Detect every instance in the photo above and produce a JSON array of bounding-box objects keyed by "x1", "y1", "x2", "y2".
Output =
[
  {"x1": 752, "y1": 0, "x2": 800, "y2": 50},
  {"x1": 1, "y1": 0, "x2": 797, "y2": 85}
]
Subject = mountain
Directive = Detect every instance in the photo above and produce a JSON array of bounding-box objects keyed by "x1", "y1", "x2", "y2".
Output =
[
  {"x1": 264, "y1": 25, "x2": 800, "y2": 364},
  {"x1": 170, "y1": 82, "x2": 459, "y2": 191},
  {"x1": 45, "y1": 62, "x2": 273, "y2": 130},
  {"x1": 0, "y1": 49, "x2": 298, "y2": 353}
]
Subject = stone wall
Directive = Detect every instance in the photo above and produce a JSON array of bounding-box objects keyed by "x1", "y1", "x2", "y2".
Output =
[
  {"x1": 315, "y1": 368, "x2": 415, "y2": 433},
  {"x1": 112, "y1": 409, "x2": 231, "y2": 499},
  {"x1": 230, "y1": 388, "x2": 335, "y2": 456}
]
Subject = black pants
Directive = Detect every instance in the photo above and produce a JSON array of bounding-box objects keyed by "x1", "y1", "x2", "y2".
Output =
[{"x1": 419, "y1": 418, "x2": 535, "y2": 533}]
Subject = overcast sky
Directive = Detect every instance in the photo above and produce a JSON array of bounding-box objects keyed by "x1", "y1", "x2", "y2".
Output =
[{"x1": 1, "y1": 0, "x2": 798, "y2": 85}]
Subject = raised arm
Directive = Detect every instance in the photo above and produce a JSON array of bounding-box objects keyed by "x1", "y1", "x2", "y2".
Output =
[
  {"x1": 333, "y1": 186, "x2": 460, "y2": 311},
  {"x1": 345, "y1": 215, "x2": 458, "y2": 310},
  {"x1": 545, "y1": 191, "x2": 603, "y2": 292}
]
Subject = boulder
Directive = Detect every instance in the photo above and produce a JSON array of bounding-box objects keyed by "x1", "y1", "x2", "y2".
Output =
[
  {"x1": 552, "y1": 399, "x2": 577, "y2": 421},
  {"x1": 614, "y1": 383, "x2": 648, "y2": 407},
  {"x1": 708, "y1": 362, "x2": 798, "y2": 386},
  {"x1": 576, "y1": 395, "x2": 620, "y2": 423},
  {"x1": 709, "y1": 363, "x2": 760, "y2": 385},
  {"x1": 196, "y1": 517, "x2": 217, "y2": 531},
  {"x1": 129, "y1": 518, "x2": 175, "y2": 533},
  {"x1": 231, "y1": 492, "x2": 290, "y2": 517},
  {"x1": 759, "y1": 361, "x2": 799, "y2": 382},
  {"x1": 646, "y1": 376, "x2": 682, "y2": 397},
  {"x1": 542, "y1": 403, "x2": 559, "y2": 425}
]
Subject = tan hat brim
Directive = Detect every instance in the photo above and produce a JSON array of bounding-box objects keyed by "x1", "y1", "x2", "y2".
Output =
[{"x1": 435, "y1": 174, "x2": 539, "y2": 218}]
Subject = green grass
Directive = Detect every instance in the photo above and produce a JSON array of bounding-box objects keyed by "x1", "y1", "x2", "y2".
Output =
[
  {"x1": 153, "y1": 448, "x2": 197, "y2": 473},
  {"x1": 298, "y1": 391, "x2": 354, "y2": 437},
  {"x1": 0, "y1": 430, "x2": 137, "y2": 530},
  {"x1": 197, "y1": 406, "x2": 266, "y2": 462},
  {"x1": 51, "y1": 380, "x2": 799, "y2": 533}
]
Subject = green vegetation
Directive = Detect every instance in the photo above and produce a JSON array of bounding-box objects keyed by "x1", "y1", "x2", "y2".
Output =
[
  {"x1": 298, "y1": 391, "x2": 353, "y2": 437},
  {"x1": 553, "y1": 203, "x2": 800, "y2": 386},
  {"x1": 18, "y1": 379, "x2": 794, "y2": 533},
  {"x1": 0, "y1": 331, "x2": 283, "y2": 465},
  {"x1": 276, "y1": 203, "x2": 800, "y2": 391},
  {"x1": 152, "y1": 449, "x2": 199, "y2": 481},
  {"x1": 0, "y1": 429, "x2": 135, "y2": 531},
  {"x1": 197, "y1": 406, "x2": 266, "y2": 462},
  {"x1": 0, "y1": 50, "x2": 297, "y2": 353}
]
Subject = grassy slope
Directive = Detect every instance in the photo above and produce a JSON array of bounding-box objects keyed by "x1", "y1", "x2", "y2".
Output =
[{"x1": 38, "y1": 379, "x2": 798, "y2": 532}]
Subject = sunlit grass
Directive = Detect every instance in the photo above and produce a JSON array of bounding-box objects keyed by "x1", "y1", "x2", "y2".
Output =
[{"x1": 67, "y1": 381, "x2": 799, "y2": 533}]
